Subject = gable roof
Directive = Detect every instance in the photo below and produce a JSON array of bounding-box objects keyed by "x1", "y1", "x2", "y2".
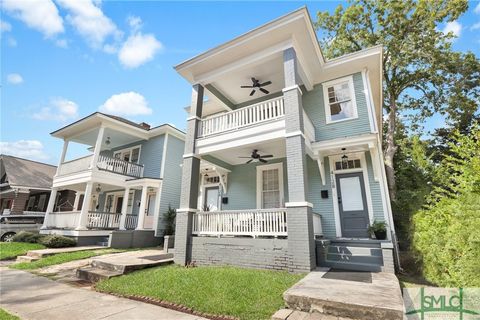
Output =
[{"x1": 0, "y1": 155, "x2": 56, "y2": 190}]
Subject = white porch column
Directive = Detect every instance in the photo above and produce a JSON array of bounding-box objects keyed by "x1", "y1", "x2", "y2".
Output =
[
  {"x1": 56, "y1": 140, "x2": 69, "y2": 175},
  {"x1": 90, "y1": 126, "x2": 105, "y2": 169},
  {"x1": 76, "y1": 182, "x2": 93, "y2": 230},
  {"x1": 136, "y1": 185, "x2": 149, "y2": 230},
  {"x1": 119, "y1": 187, "x2": 130, "y2": 230},
  {"x1": 72, "y1": 192, "x2": 80, "y2": 211},
  {"x1": 152, "y1": 186, "x2": 162, "y2": 233},
  {"x1": 41, "y1": 188, "x2": 58, "y2": 229}
]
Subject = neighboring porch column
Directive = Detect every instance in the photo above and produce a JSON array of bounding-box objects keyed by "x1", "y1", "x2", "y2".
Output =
[
  {"x1": 174, "y1": 84, "x2": 203, "y2": 265},
  {"x1": 119, "y1": 187, "x2": 130, "y2": 230},
  {"x1": 136, "y1": 185, "x2": 149, "y2": 230},
  {"x1": 41, "y1": 187, "x2": 58, "y2": 229},
  {"x1": 72, "y1": 192, "x2": 80, "y2": 211},
  {"x1": 90, "y1": 126, "x2": 105, "y2": 169},
  {"x1": 56, "y1": 139, "x2": 69, "y2": 175},
  {"x1": 76, "y1": 182, "x2": 93, "y2": 230},
  {"x1": 283, "y1": 47, "x2": 315, "y2": 272}
]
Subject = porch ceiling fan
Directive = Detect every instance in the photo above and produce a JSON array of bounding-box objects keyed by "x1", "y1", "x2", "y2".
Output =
[
  {"x1": 239, "y1": 149, "x2": 274, "y2": 164},
  {"x1": 240, "y1": 77, "x2": 272, "y2": 96}
]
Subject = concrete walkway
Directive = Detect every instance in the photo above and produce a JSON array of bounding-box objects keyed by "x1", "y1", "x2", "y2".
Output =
[
  {"x1": 0, "y1": 268, "x2": 206, "y2": 320},
  {"x1": 26, "y1": 246, "x2": 106, "y2": 258}
]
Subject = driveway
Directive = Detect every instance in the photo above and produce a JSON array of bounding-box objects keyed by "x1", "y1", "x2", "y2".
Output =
[{"x1": 0, "y1": 267, "x2": 206, "y2": 320}]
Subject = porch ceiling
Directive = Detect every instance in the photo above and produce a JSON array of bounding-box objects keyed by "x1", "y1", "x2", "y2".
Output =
[
  {"x1": 207, "y1": 138, "x2": 286, "y2": 165},
  {"x1": 70, "y1": 127, "x2": 145, "y2": 150}
]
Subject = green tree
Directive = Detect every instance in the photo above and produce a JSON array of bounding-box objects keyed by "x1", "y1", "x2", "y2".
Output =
[{"x1": 315, "y1": 0, "x2": 480, "y2": 200}]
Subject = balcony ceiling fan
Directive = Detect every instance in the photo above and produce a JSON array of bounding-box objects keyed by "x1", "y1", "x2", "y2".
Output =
[
  {"x1": 240, "y1": 77, "x2": 272, "y2": 96},
  {"x1": 239, "y1": 149, "x2": 274, "y2": 164}
]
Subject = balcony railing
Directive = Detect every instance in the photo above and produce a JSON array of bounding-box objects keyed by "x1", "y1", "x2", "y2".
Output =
[
  {"x1": 192, "y1": 208, "x2": 288, "y2": 238},
  {"x1": 125, "y1": 214, "x2": 138, "y2": 230},
  {"x1": 198, "y1": 96, "x2": 285, "y2": 137},
  {"x1": 87, "y1": 211, "x2": 121, "y2": 229},
  {"x1": 58, "y1": 155, "x2": 93, "y2": 176},
  {"x1": 45, "y1": 211, "x2": 81, "y2": 229},
  {"x1": 97, "y1": 155, "x2": 144, "y2": 178}
]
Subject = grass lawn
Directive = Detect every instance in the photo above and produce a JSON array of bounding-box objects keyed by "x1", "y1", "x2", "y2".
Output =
[
  {"x1": 0, "y1": 242, "x2": 45, "y2": 260},
  {"x1": 96, "y1": 265, "x2": 304, "y2": 320},
  {"x1": 10, "y1": 248, "x2": 127, "y2": 270},
  {"x1": 0, "y1": 308, "x2": 20, "y2": 320}
]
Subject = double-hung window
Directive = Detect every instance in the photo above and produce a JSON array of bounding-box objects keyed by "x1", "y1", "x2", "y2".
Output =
[
  {"x1": 256, "y1": 163, "x2": 284, "y2": 209},
  {"x1": 323, "y1": 76, "x2": 358, "y2": 123}
]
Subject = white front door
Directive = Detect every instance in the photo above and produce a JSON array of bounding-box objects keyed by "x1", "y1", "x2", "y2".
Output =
[
  {"x1": 203, "y1": 187, "x2": 220, "y2": 211},
  {"x1": 143, "y1": 192, "x2": 156, "y2": 229}
]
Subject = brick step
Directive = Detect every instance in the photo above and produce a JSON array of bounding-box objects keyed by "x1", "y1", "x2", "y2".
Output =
[
  {"x1": 322, "y1": 260, "x2": 382, "y2": 272},
  {"x1": 16, "y1": 255, "x2": 39, "y2": 263},
  {"x1": 76, "y1": 266, "x2": 123, "y2": 282}
]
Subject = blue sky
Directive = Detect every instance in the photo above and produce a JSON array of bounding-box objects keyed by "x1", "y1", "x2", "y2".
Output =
[{"x1": 1, "y1": 1, "x2": 479, "y2": 165}]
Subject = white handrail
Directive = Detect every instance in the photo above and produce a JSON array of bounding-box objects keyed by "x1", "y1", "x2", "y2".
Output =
[
  {"x1": 96, "y1": 155, "x2": 144, "y2": 178},
  {"x1": 87, "y1": 211, "x2": 121, "y2": 229},
  {"x1": 192, "y1": 208, "x2": 287, "y2": 238},
  {"x1": 125, "y1": 214, "x2": 138, "y2": 230},
  {"x1": 198, "y1": 96, "x2": 284, "y2": 137}
]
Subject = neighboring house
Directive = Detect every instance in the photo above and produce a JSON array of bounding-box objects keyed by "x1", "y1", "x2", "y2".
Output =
[
  {"x1": 40, "y1": 112, "x2": 185, "y2": 245},
  {"x1": 0, "y1": 155, "x2": 75, "y2": 215},
  {"x1": 174, "y1": 8, "x2": 397, "y2": 273}
]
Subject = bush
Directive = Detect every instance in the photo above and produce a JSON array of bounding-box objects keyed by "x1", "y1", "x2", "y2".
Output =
[
  {"x1": 39, "y1": 235, "x2": 76, "y2": 248},
  {"x1": 163, "y1": 205, "x2": 176, "y2": 236},
  {"x1": 12, "y1": 231, "x2": 44, "y2": 244}
]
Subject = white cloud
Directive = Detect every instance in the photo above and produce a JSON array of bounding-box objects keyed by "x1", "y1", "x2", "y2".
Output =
[
  {"x1": 7, "y1": 73, "x2": 23, "y2": 84},
  {"x1": 99, "y1": 92, "x2": 153, "y2": 116},
  {"x1": 2, "y1": 0, "x2": 64, "y2": 37},
  {"x1": 33, "y1": 97, "x2": 79, "y2": 121},
  {"x1": 127, "y1": 15, "x2": 142, "y2": 33},
  {"x1": 118, "y1": 33, "x2": 162, "y2": 68},
  {"x1": 442, "y1": 21, "x2": 462, "y2": 37},
  {"x1": 475, "y1": 2, "x2": 480, "y2": 14},
  {"x1": 0, "y1": 140, "x2": 49, "y2": 161},
  {"x1": 0, "y1": 20, "x2": 12, "y2": 32},
  {"x1": 55, "y1": 39, "x2": 68, "y2": 48},
  {"x1": 55, "y1": 0, "x2": 120, "y2": 48},
  {"x1": 471, "y1": 22, "x2": 480, "y2": 31}
]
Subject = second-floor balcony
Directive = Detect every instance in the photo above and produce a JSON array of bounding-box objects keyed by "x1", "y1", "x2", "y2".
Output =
[{"x1": 58, "y1": 154, "x2": 144, "y2": 178}]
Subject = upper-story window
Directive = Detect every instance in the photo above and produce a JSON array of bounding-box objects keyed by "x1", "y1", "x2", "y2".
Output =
[
  {"x1": 113, "y1": 146, "x2": 141, "y2": 164},
  {"x1": 323, "y1": 76, "x2": 358, "y2": 123}
]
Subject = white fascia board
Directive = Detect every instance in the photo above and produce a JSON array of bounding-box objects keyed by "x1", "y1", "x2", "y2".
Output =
[
  {"x1": 311, "y1": 133, "x2": 377, "y2": 152},
  {"x1": 323, "y1": 45, "x2": 383, "y2": 69}
]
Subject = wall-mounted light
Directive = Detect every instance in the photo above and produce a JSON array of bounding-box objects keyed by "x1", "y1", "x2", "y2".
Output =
[
  {"x1": 105, "y1": 137, "x2": 111, "y2": 145},
  {"x1": 95, "y1": 184, "x2": 102, "y2": 193},
  {"x1": 341, "y1": 148, "x2": 348, "y2": 167}
]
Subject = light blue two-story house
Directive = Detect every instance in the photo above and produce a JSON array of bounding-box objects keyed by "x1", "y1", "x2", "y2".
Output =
[
  {"x1": 40, "y1": 112, "x2": 185, "y2": 246},
  {"x1": 173, "y1": 8, "x2": 398, "y2": 273}
]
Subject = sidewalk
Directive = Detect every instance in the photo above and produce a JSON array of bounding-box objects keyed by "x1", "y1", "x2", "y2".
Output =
[{"x1": 0, "y1": 267, "x2": 206, "y2": 320}]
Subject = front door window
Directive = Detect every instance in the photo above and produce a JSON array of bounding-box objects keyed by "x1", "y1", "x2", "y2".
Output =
[{"x1": 204, "y1": 187, "x2": 219, "y2": 211}]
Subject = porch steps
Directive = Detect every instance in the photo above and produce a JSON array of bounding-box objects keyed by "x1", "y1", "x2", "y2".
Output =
[
  {"x1": 272, "y1": 309, "x2": 354, "y2": 320},
  {"x1": 96, "y1": 237, "x2": 110, "y2": 247},
  {"x1": 317, "y1": 240, "x2": 386, "y2": 272},
  {"x1": 16, "y1": 255, "x2": 40, "y2": 263},
  {"x1": 76, "y1": 250, "x2": 174, "y2": 282}
]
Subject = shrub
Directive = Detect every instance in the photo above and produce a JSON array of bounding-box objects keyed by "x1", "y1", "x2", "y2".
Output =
[
  {"x1": 12, "y1": 231, "x2": 44, "y2": 244},
  {"x1": 39, "y1": 235, "x2": 76, "y2": 248},
  {"x1": 163, "y1": 205, "x2": 176, "y2": 236}
]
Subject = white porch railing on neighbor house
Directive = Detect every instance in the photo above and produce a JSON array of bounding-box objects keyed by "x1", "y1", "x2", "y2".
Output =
[
  {"x1": 87, "y1": 211, "x2": 121, "y2": 229},
  {"x1": 46, "y1": 211, "x2": 81, "y2": 229},
  {"x1": 22, "y1": 211, "x2": 46, "y2": 215},
  {"x1": 58, "y1": 155, "x2": 93, "y2": 176},
  {"x1": 303, "y1": 110, "x2": 316, "y2": 142},
  {"x1": 96, "y1": 155, "x2": 144, "y2": 178},
  {"x1": 198, "y1": 96, "x2": 285, "y2": 137},
  {"x1": 192, "y1": 208, "x2": 287, "y2": 237},
  {"x1": 125, "y1": 214, "x2": 138, "y2": 230}
]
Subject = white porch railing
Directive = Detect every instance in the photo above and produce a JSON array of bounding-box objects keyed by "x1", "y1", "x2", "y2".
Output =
[
  {"x1": 192, "y1": 208, "x2": 287, "y2": 237},
  {"x1": 23, "y1": 211, "x2": 46, "y2": 215},
  {"x1": 303, "y1": 110, "x2": 316, "y2": 142},
  {"x1": 313, "y1": 212, "x2": 323, "y2": 237},
  {"x1": 58, "y1": 155, "x2": 93, "y2": 176},
  {"x1": 96, "y1": 155, "x2": 144, "y2": 178},
  {"x1": 125, "y1": 214, "x2": 138, "y2": 230},
  {"x1": 46, "y1": 211, "x2": 81, "y2": 229},
  {"x1": 87, "y1": 211, "x2": 121, "y2": 229},
  {"x1": 198, "y1": 96, "x2": 285, "y2": 137}
]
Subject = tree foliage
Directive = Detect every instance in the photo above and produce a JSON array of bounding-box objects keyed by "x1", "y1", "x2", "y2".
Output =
[
  {"x1": 315, "y1": 0, "x2": 479, "y2": 200},
  {"x1": 412, "y1": 124, "x2": 480, "y2": 287}
]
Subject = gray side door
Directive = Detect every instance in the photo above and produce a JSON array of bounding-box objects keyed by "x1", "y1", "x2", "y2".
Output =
[{"x1": 335, "y1": 172, "x2": 369, "y2": 238}]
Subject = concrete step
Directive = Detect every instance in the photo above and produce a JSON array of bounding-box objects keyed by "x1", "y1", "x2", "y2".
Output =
[
  {"x1": 26, "y1": 251, "x2": 43, "y2": 258},
  {"x1": 328, "y1": 239, "x2": 384, "y2": 248},
  {"x1": 322, "y1": 260, "x2": 383, "y2": 272},
  {"x1": 91, "y1": 252, "x2": 175, "y2": 273},
  {"x1": 327, "y1": 245, "x2": 382, "y2": 256},
  {"x1": 76, "y1": 266, "x2": 123, "y2": 282},
  {"x1": 326, "y1": 253, "x2": 383, "y2": 265},
  {"x1": 272, "y1": 309, "x2": 344, "y2": 320},
  {"x1": 16, "y1": 255, "x2": 39, "y2": 263},
  {"x1": 96, "y1": 241, "x2": 109, "y2": 247}
]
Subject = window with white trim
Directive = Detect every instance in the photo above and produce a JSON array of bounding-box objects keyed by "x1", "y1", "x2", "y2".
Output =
[
  {"x1": 257, "y1": 163, "x2": 284, "y2": 209},
  {"x1": 323, "y1": 76, "x2": 357, "y2": 123},
  {"x1": 113, "y1": 145, "x2": 141, "y2": 164},
  {"x1": 335, "y1": 159, "x2": 361, "y2": 170}
]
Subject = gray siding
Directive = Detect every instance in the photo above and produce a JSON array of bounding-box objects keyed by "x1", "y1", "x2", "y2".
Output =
[
  {"x1": 365, "y1": 152, "x2": 386, "y2": 222},
  {"x1": 221, "y1": 158, "x2": 289, "y2": 210},
  {"x1": 157, "y1": 135, "x2": 184, "y2": 236},
  {"x1": 303, "y1": 72, "x2": 371, "y2": 141}
]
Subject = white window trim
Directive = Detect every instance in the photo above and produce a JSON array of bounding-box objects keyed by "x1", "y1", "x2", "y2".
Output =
[
  {"x1": 256, "y1": 162, "x2": 284, "y2": 209},
  {"x1": 322, "y1": 75, "x2": 358, "y2": 124},
  {"x1": 329, "y1": 152, "x2": 374, "y2": 238},
  {"x1": 103, "y1": 191, "x2": 126, "y2": 213},
  {"x1": 113, "y1": 145, "x2": 142, "y2": 164}
]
